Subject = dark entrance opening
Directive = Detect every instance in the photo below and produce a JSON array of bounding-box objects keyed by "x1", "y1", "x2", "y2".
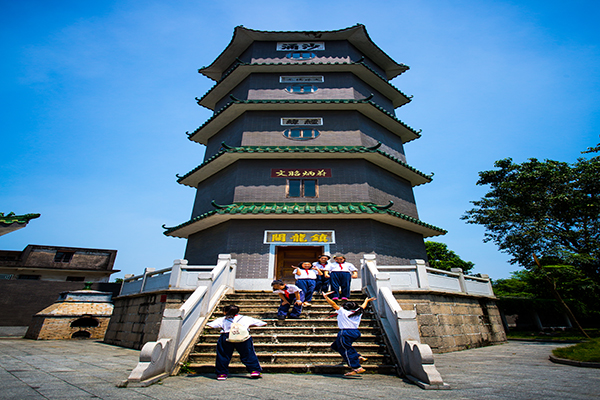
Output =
[
  {"x1": 71, "y1": 330, "x2": 91, "y2": 339},
  {"x1": 275, "y1": 246, "x2": 323, "y2": 283},
  {"x1": 70, "y1": 317, "x2": 99, "y2": 328}
]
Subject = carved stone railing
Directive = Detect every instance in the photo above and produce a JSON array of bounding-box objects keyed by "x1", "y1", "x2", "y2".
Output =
[
  {"x1": 119, "y1": 259, "x2": 221, "y2": 295},
  {"x1": 374, "y1": 259, "x2": 494, "y2": 296},
  {"x1": 361, "y1": 254, "x2": 449, "y2": 389},
  {"x1": 123, "y1": 254, "x2": 237, "y2": 387}
]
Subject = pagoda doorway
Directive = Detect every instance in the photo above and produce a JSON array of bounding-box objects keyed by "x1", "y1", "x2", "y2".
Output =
[{"x1": 274, "y1": 246, "x2": 323, "y2": 283}]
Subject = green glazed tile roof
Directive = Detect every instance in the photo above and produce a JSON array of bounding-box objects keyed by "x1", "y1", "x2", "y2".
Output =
[
  {"x1": 199, "y1": 24, "x2": 409, "y2": 81},
  {"x1": 176, "y1": 145, "x2": 432, "y2": 187},
  {"x1": 188, "y1": 98, "x2": 421, "y2": 144},
  {"x1": 196, "y1": 60, "x2": 412, "y2": 111},
  {"x1": 163, "y1": 202, "x2": 446, "y2": 238},
  {"x1": 0, "y1": 212, "x2": 41, "y2": 225}
]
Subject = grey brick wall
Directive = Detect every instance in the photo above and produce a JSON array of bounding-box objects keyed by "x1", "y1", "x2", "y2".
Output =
[
  {"x1": 203, "y1": 110, "x2": 407, "y2": 161},
  {"x1": 214, "y1": 72, "x2": 394, "y2": 112},
  {"x1": 223, "y1": 40, "x2": 387, "y2": 80},
  {"x1": 184, "y1": 219, "x2": 428, "y2": 279},
  {"x1": 190, "y1": 159, "x2": 418, "y2": 218}
]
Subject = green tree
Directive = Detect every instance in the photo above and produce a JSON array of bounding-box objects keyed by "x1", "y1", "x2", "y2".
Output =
[
  {"x1": 493, "y1": 265, "x2": 599, "y2": 324},
  {"x1": 462, "y1": 155, "x2": 600, "y2": 284},
  {"x1": 424, "y1": 241, "x2": 475, "y2": 274}
]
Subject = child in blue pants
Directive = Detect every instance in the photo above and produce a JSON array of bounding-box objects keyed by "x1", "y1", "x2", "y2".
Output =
[
  {"x1": 271, "y1": 280, "x2": 304, "y2": 319},
  {"x1": 322, "y1": 292, "x2": 376, "y2": 376},
  {"x1": 294, "y1": 261, "x2": 322, "y2": 306},
  {"x1": 206, "y1": 305, "x2": 266, "y2": 380},
  {"x1": 326, "y1": 255, "x2": 358, "y2": 300},
  {"x1": 313, "y1": 254, "x2": 331, "y2": 294}
]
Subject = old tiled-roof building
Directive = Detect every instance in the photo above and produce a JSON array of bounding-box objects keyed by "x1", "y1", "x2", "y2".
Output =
[{"x1": 164, "y1": 25, "x2": 445, "y2": 289}]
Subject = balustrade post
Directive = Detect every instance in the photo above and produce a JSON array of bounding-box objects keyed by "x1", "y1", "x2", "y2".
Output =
[
  {"x1": 120, "y1": 274, "x2": 135, "y2": 296},
  {"x1": 169, "y1": 259, "x2": 187, "y2": 289},
  {"x1": 362, "y1": 254, "x2": 377, "y2": 294},
  {"x1": 140, "y1": 268, "x2": 155, "y2": 293},
  {"x1": 451, "y1": 268, "x2": 468, "y2": 294},
  {"x1": 481, "y1": 274, "x2": 494, "y2": 296},
  {"x1": 413, "y1": 259, "x2": 430, "y2": 289}
]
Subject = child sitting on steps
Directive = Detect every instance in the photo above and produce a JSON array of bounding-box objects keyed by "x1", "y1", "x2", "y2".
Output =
[{"x1": 271, "y1": 279, "x2": 304, "y2": 320}]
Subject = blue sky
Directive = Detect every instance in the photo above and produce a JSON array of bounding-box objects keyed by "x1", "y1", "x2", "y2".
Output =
[{"x1": 2, "y1": 0, "x2": 599, "y2": 280}]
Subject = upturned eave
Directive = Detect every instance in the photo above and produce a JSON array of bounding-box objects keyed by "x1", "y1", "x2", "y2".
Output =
[
  {"x1": 187, "y1": 99, "x2": 421, "y2": 145},
  {"x1": 199, "y1": 25, "x2": 408, "y2": 81},
  {"x1": 177, "y1": 146, "x2": 431, "y2": 187},
  {"x1": 197, "y1": 62, "x2": 412, "y2": 110},
  {"x1": 163, "y1": 202, "x2": 446, "y2": 239}
]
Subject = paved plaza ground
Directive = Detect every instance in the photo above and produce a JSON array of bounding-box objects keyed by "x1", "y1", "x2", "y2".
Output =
[{"x1": 0, "y1": 338, "x2": 597, "y2": 399}]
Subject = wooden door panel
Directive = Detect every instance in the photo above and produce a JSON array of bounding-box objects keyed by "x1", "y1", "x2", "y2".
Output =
[{"x1": 275, "y1": 246, "x2": 322, "y2": 283}]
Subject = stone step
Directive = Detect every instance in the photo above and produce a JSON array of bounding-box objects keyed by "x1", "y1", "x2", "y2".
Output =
[
  {"x1": 188, "y1": 352, "x2": 391, "y2": 365},
  {"x1": 197, "y1": 333, "x2": 382, "y2": 344},
  {"x1": 208, "y1": 310, "x2": 376, "y2": 320},
  {"x1": 232, "y1": 326, "x2": 380, "y2": 335},
  {"x1": 185, "y1": 363, "x2": 397, "y2": 375},
  {"x1": 223, "y1": 291, "x2": 366, "y2": 299},
  {"x1": 194, "y1": 342, "x2": 387, "y2": 353},
  {"x1": 205, "y1": 318, "x2": 379, "y2": 327}
]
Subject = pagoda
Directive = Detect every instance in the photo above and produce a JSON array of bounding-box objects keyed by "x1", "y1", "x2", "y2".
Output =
[{"x1": 164, "y1": 25, "x2": 446, "y2": 289}]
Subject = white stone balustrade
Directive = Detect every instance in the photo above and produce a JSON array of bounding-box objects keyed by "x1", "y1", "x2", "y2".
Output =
[
  {"x1": 373, "y1": 259, "x2": 494, "y2": 297},
  {"x1": 119, "y1": 260, "x2": 219, "y2": 296},
  {"x1": 125, "y1": 254, "x2": 237, "y2": 387},
  {"x1": 361, "y1": 254, "x2": 448, "y2": 389}
]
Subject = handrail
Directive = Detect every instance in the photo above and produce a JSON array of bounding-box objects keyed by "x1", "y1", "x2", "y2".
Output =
[
  {"x1": 361, "y1": 254, "x2": 447, "y2": 389},
  {"x1": 125, "y1": 254, "x2": 237, "y2": 386}
]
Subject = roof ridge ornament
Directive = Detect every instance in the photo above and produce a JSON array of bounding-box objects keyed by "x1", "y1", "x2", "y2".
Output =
[
  {"x1": 221, "y1": 142, "x2": 233, "y2": 150},
  {"x1": 373, "y1": 201, "x2": 394, "y2": 210},
  {"x1": 211, "y1": 200, "x2": 228, "y2": 209},
  {"x1": 366, "y1": 142, "x2": 382, "y2": 151},
  {"x1": 229, "y1": 94, "x2": 242, "y2": 102}
]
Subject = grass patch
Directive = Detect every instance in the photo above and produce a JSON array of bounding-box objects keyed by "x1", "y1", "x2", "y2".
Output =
[{"x1": 552, "y1": 338, "x2": 600, "y2": 363}]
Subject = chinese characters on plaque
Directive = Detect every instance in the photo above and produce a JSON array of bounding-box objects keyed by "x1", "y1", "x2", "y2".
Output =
[
  {"x1": 280, "y1": 76, "x2": 324, "y2": 83},
  {"x1": 280, "y1": 117, "x2": 323, "y2": 126},
  {"x1": 265, "y1": 231, "x2": 335, "y2": 244},
  {"x1": 271, "y1": 168, "x2": 332, "y2": 178},
  {"x1": 277, "y1": 42, "x2": 325, "y2": 51}
]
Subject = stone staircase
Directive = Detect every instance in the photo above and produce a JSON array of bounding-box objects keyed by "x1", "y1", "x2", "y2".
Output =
[{"x1": 186, "y1": 291, "x2": 398, "y2": 375}]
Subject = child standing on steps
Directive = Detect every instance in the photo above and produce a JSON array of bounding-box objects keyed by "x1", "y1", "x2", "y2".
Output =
[
  {"x1": 271, "y1": 279, "x2": 304, "y2": 319},
  {"x1": 293, "y1": 261, "x2": 323, "y2": 306},
  {"x1": 326, "y1": 255, "x2": 358, "y2": 300},
  {"x1": 313, "y1": 254, "x2": 331, "y2": 294},
  {"x1": 206, "y1": 304, "x2": 267, "y2": 381},
  {"x1": 322, "y1": 292, "x2": 376, "y2": 376}
]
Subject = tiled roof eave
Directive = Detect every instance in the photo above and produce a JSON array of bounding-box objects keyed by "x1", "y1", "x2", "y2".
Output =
[
  {"x1": 176, "y1": 146, "x2": 432, "y2": 187},
  {"x1": 163, "y1": 202, "x2": 446, "y2": 239},
  {"x1": 199, "y1": 25, "x2": 409, "y2": 81},
  {"x1": 188, "y1": 99, "x2": 421, "y2": 145},
  {"x1": 0, "y1": 213, "x2": 41, "y2": 225},
  {"x1": 196, "y1": 61, "x2": 412, "y2": 111}
]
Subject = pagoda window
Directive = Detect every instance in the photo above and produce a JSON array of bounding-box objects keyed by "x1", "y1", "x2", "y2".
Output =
[
  {"x1": 54, "y1": 251, "x2": 74, "y2": 263},
  {"x1": 17, "y1": 274, "x2": 40, "y2": 280},
  {"x1": 287, "y1": 179, "x2": 318, "y2": 198},
  {"x1": 283, "y1": 128, "x2": 320, "y2": 140},
  {"x1": 286, "y1": 52, "x2": 316, "y2": 60},
  {"x1": 286, "y1": 85, "x2": 318, "y2": 94}
]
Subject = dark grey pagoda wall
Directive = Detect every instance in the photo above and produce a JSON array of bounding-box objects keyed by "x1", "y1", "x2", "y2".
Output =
[{"x1": 165, "y1": 25, "x2": 446, "y2": 279}]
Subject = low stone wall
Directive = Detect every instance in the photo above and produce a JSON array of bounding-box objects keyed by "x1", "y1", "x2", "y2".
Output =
[
  {"x1": 394, "y1": 291, "x2": 507, "y2": 353},
  {"x1": 103, "y1": 290, "x2": 193, "y2": 350}
]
